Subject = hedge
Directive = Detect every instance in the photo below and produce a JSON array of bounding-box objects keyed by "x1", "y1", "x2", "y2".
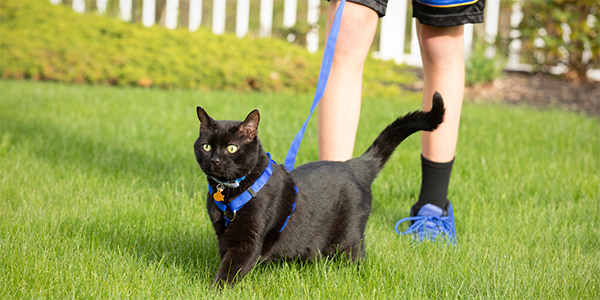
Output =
[{"x1": 0, "y1": 1, "x2": 417, "y2": 97}]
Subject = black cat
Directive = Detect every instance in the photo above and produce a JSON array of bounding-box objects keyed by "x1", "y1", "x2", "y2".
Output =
[{"x1": 194, "y1": 92, "x2": 445, "y2": 287}]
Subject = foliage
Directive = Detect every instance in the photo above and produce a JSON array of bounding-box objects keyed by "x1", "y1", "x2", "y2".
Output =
[
  {"x1": 518, "y1": 0, "x2": 600, "y2": 80},
  {"x1": 466, "y1": 39, "x2": 505, "y2": 86},
  {"x1": 0, "y1": 0, "x2": 416, "y2": 98}
]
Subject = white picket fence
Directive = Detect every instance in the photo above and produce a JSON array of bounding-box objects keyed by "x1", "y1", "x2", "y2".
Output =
[
  {"x1": 51, "y1": 0, "x2": 504, "y2": 65},
  {"x1": 49, "y1": 0, "x2": 599, "y2": 79}
]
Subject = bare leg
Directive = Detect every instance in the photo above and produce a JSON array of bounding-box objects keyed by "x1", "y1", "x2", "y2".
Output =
[
  {"x1": 318, "y1": 1, "x2": 378, "y2": 161},
  {"x1": 417, "y1": 21, "x2": 465, "y2": 163}
]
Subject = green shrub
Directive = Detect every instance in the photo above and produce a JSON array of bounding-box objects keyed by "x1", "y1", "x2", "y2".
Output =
[
  {"x1": 0, "y1": 0, "x2": 417, "y2": 97},
  {"x1": 465, "y1": 39, "x2": 505, "y2": 86},
  {"x1": 518, "y1": 0, "x2": 599, "y2": 80}
]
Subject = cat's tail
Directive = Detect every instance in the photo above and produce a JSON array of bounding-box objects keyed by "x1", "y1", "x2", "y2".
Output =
[{"x1": 360, "y1": 92, "x2": 445, "y2": 172}]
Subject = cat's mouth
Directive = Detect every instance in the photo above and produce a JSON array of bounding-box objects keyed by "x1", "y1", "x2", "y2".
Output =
[
  {"x1": 205, "y1": 169, "x2": 225, "y2": 179},
  {"x1": 204, "y1": 167, "x2": 238, "y2": 182}
]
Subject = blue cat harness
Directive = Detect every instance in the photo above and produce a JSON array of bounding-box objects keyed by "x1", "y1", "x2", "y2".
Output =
[{"x1": 208, "y1": 153, "x2": 297, "y2": 232}]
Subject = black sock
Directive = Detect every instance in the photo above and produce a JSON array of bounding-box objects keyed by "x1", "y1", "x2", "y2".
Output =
[{"x1": 412, "y1": 154, "x2": 454, "y2": 216}]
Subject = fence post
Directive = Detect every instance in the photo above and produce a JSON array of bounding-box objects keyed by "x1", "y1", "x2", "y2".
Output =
[
  {"x1": 283, "y1": 0, "x2": 297, "y2": 28},
  {"x1": 236, "y1": 0, "x2": 250, "y2": 38},
  {"x1": 260, "y1": 0, "x2": 274, "y2": 37},
  {"x1": 485, "y1": 0, "x2": 500, "y2": 42},
  {"x1": 405, "y1": 19, "x2": 422, "y2": 67},
  {"x1": 213, "y1": 0, "x2": 226, "y2": 35},
  {"x1": 120, "y1": 0, "x2": 132, "y2": 22},
  {"x1": 379, "y1": 0, "x2": 407, "y2": 64},
  {"x1": 464, "y1": 23, "x2": 474, "y2": 60},
  {"x1": 72, "y1": 0, "x2": 85, "y2": 13},
  {"x1": 484, "y1": 0, "x2": 500, "y2": 58},
  {"x1": 96, "y1": 0, "x2": 108, "y2": 15},
  {"x1": 189, "y1": 0, "x2": 202, "y2": 32},
  {"x1": 306, "y1": 0, "x2": 319, "y2": 53},
  {"x1": 142, "y1": 0, "x2": 156, "y2": 27},
  {"x1": 165, "y1": 0, "x2": 179, "y2": 29}
]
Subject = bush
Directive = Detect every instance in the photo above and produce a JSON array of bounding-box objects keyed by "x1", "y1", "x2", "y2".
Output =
[
  {"x1": 0, "y1": 0, "x2": 417, "y2": 97},
  {"x1": 465, "y1": 39, "x2": 505, "y2": 86},
  {"x1": 518, "y1": 0, "x2": 600, "y2": 80}
]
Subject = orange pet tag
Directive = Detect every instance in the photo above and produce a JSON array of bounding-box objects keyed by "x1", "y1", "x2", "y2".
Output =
[{"x1": 213, "y1": 185, "x2": 225, "y2": 202}]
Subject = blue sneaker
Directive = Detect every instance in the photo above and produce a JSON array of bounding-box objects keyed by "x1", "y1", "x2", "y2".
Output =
[{"x1": 395, "y1": 202, "x2": 457, "y2": 244}]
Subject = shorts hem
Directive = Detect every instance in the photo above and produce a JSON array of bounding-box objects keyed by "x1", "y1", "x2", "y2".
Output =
[
  {"x1": 412, "y1": 0, "x2": 485, "y2": 27},
  {"x1": 414, "y1": 11, "x2": 484, "y2": 26},
  {"x1": 347, "y1": 0, "x2": 388, "y2": 17}
]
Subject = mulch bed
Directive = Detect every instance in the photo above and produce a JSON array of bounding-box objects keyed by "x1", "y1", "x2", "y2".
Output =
[
  {"x1": 403, "y1": 68, "x2": 599, "y2": 117},
  {"x1": 465, "y1": 72, "x2": 600, "y2": 117}
]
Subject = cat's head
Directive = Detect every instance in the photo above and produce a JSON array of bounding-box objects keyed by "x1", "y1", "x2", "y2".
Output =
[{"x1": 194, "y1": 107, "x2": 261, "y2": 181}]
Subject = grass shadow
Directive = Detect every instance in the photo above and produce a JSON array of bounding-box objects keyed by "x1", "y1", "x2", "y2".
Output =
[
  {"x1": 56, "y1": 211, "x2": 220, "y2": 284},
  {"x1": 1, "y1": 113, "x2": 199, "y2": 191}
]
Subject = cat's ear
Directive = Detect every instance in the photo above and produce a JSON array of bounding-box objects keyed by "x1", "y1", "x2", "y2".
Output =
[
  {"x1": 239, "y1": 109, "x2": 260, "y2": 140},
  {"x1": 197, "y1": 106, "x2": 214, "y2": 129}
]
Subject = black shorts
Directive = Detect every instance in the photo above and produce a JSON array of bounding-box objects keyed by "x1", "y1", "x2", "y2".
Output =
[{"x1": 343, "y1": 0, "x2": 485, "y2": 26}]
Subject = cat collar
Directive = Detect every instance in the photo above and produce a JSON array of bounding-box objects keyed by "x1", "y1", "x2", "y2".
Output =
[{"x1": 208, "y1": 174, "x2": 247, "y2": 189}]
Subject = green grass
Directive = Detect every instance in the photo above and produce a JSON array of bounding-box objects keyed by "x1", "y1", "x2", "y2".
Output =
[{"x1": 1, "y1": 80, "x2": 598, "y2": 299}]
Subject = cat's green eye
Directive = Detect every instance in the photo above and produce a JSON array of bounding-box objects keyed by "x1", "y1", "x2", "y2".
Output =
[
  {"x1": 202, "y1": 144, "x2": 211, "y2": 152},
  {"x1": 227, "y1": 145, "x2": 238, "y2": 154}
]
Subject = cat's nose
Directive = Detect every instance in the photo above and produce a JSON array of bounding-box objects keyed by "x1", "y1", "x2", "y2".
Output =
[{"x1": 210, "y1": 152, "x2": 221, "y2": 165}]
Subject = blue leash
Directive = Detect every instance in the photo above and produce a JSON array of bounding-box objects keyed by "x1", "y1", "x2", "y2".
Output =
[
  {"x1": 284, "y1": 0, "x2": 346, "y2": 171},
  {"x1": 207, "y1": 0, "x2": 346, "y2": 230}
]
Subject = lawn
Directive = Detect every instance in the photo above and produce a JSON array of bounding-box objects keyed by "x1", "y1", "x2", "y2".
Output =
[{"x1": 1, "y1": 80, "x2": 598, "y2": 299}]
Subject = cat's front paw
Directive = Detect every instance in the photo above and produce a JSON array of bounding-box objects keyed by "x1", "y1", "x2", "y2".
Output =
[
  {"x1": 210, "y1": 277, "x2": 227, "y2": 290},
  {"x1": 212, "y1": 268, "x2": 243, "y2": 289}
]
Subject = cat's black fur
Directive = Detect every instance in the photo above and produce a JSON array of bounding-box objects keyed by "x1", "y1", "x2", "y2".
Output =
[{"x1": 194, "y1": 92, "x2": 445, "y2": 287}]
